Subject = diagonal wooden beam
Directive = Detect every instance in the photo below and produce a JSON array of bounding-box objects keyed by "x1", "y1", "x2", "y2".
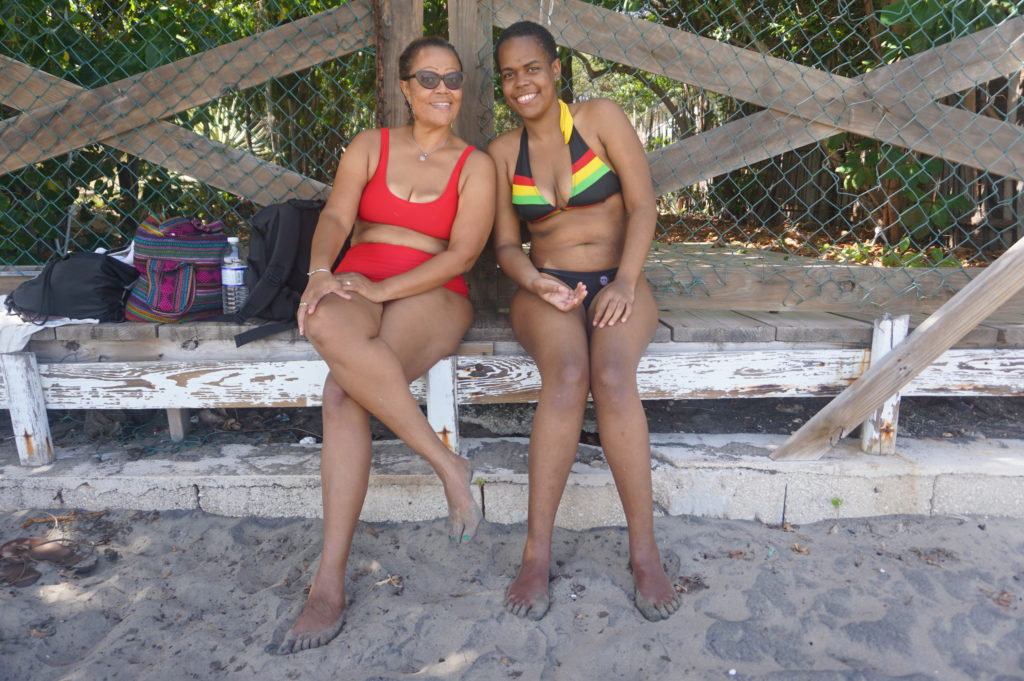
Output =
[
  {"x1": 498, "y1": 0, "x2": 1024, "y2": 183},
  {"x1": 771, "y1": 232, "x2": 1024, "y2": 460},
  {"x1": 0, "y1": 1, "x2": 371, "y2": 175},
  {"x1": 0, "y1": 56, "x2": 329, "y2": 205}
]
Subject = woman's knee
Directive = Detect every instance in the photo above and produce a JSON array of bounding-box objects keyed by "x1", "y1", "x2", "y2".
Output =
[
  {"x1": 590, "y1": 360, "x2": 637, "y2": 402},
  {"x1": 540, "y1": 358, "x2": 590, "y2": 405}
]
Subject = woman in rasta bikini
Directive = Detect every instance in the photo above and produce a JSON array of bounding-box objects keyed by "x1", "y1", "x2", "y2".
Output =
[
  {"x1": 488, "y1": 21, "x2": 681, "y2": 622},
  {"x1": 275, "y1": 36, "x2": 495, "y2": 654}
]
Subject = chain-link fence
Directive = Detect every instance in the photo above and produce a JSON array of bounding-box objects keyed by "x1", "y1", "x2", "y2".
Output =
[
  {"x1": 2, "y1": 0, "x2": 1022, "y2": 312},
  {"x1": 0, "y1": 0, "x2": 374, "y2": 266},
  {"x1": 490, "y1": 0, "x2": 1023, "y2": 310}
]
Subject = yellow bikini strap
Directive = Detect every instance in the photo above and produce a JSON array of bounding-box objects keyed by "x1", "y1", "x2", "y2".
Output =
[{"x1": 558, "y1": 99, "x2": 573, "y2": 144}]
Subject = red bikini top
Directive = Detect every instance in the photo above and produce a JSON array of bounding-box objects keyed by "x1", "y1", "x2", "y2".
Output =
[{"x1": 357, "y1": 128, "x2": 474, "y2": 240}]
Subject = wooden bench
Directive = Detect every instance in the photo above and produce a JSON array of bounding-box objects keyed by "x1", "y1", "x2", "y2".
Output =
[{"x1": 4, "y1": 306, "x2": 1024, "y2": 467}]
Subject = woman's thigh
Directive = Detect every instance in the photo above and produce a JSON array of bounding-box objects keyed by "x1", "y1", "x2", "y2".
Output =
[
  {"x1": 379, "y1": 288, "x2": 474, "y2": 382},
  {"x1": 588, "y1": 277, "x2": 659, "y2": 373},
  {"x1": 510, "y1": 288, "x2": 590, "y2": 379}
]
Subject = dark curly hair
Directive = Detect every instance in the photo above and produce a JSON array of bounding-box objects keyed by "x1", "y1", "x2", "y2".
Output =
[{"x1": 494, "y1": 21, "x2": 558, "y2": 64}]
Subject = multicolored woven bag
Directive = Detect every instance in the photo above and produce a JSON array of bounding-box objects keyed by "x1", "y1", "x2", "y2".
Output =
[{"x1": 124, "y1": 216, "x2": 227, "y2": 323}]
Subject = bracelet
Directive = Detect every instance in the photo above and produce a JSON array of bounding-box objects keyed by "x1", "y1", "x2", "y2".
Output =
[{"x1": 307, "y1": 268, "x2": 333, "y2": 276}]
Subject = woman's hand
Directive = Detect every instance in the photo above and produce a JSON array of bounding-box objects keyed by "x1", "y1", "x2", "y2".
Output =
[
  {"x1": 297, "y1": 271, "x2": 352, "y2": 335},
  {"x1": 590, "y1": 279, "x2": 634, "y2": 328},
  {"x1": 532, "y1": 273, "x2": 586, "y2": 312},
  {"x1": 335, "y1": 272, "x2": 386, "y2": 304}
]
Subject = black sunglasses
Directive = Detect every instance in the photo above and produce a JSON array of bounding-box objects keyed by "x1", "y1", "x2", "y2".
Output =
[{"x1": 402, "y1": 70, "x2": 465, "y2": 90}]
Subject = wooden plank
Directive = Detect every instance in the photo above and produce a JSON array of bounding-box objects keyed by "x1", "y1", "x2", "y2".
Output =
[
  {"x1": 166, "y1": 408, "x2": 189, "y2": 443},
  {"x1": 52, "y1": 323, "x2": 158, "y2": 341},
  {"x1": 860, "y1": 314, "x2": 909, "y2": 455},
  {"x1": 979, "y1": 315, "x2": 1024, "y2": 346},
  {"x1": 738, "y1": 311, "x2": 873, "y2": 344},
  {"x1": 0, "y1": 359, "x2": 427, "y2": 408},
  {"x1": 0, "y1": 53, "x2": 330, "y2": 204},
  {"x1": 862, "y1": 18, "x2": 1024, "y2": 99},
  {"x1": 833, "y1": 311, "x2": 1001, "y2": 347},
  {"x1": 772, "y1": 233, "x2": 1024, "y2": 461},
  {"x1": 449, "y1": 0, "x2": 495, "y2": 149},
  {"x1": 426, "y1": 357, "x2": 460, "y2": 453},
  {"x1": 0, "y1": 352, "x2": 53, "y2": 465},
  {"x1": 0, "y1": 2, "x2": 372, "y2": 175},
  {"x1": 373, "y1": 0, "x2": 424, "y2": 127},
  {"x1": 658, "y1": 309, "x2": 774, "y2": 343},
  {"x1": 645, "y1": 257, "x2": 1024, "y2": 316}
]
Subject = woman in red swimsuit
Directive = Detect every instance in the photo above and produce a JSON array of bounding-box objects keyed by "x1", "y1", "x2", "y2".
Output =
[
  {"x1": 277, "y1": 37, "x2": 495, "y2": 654},
  {"x1": 488, "y1": 21, "x2": 681, "y2": 622}
]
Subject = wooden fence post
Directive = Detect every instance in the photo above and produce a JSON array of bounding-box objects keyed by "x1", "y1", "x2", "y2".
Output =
[
  {"x1": 449, "y1": 0, "x2": 495, "y2": 148},
  {"x1": 859, "y1": 314, "x2": 909, "y2": 455},
  {"x1": 772, "y1": 234, "x2": 1024, "y2": 461},
  {"x1": 1, "y1": 352, "x2": 53, "y2": 466},
  {"x1": 373, "y1": 0, "x2": 424, "y2": 128},
  {"x1": 426, "y1": 357, "x2": 460, "y2": 454}
]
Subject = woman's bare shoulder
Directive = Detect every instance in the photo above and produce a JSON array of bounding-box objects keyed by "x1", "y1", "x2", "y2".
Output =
[{"x1": 487, "y1": 127, "x2": 523, "y2": 158}]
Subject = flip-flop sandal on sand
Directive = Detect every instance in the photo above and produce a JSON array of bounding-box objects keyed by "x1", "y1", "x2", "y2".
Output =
[
  {"x1": 1, "y1": 559, "x2": 41, "y2": 587},
  {"x1": 0, "y1": 537, "x2": 98, "y2": 575}
]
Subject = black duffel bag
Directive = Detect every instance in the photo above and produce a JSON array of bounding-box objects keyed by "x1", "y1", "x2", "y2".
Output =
[{"x1": 5, "y1": 252, "x2": 139, "y2": 323}]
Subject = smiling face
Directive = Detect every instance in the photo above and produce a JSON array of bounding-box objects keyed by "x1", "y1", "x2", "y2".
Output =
[
  {"x1": 497, "y1": 36, "x2": 561, "y2": 120},
  {"x1": 399, "y1": 45, "x2": 463, "y2": 127}
]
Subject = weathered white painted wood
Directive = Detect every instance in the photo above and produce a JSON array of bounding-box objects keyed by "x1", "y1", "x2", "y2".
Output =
[
  {"x1": 426, "y1": 357, "x2": 460, "y2": 454},
  {"x1": 860, "y1": 315, "x2": 910, "y2": 455},
  {"x1": 0, "y1": 353, "x2": 53, "y2": 465},
  {"x1": 167, "y1": 408, "x2": 189, "y2": 443},
  {"x1": 2, "y1": 349, "x2": 1022, "y2": 414},
  {"x1": 0, "y1": 360, "x2": 428, "y2": 409}
]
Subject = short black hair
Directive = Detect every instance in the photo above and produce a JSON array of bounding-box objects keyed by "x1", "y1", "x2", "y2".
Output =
[
  {"x1": 399, "y1": 36, "x2": 463, "y2": 80},
  {"x1": 495, "y1": 21, "x2": 558, "y2": 64}
]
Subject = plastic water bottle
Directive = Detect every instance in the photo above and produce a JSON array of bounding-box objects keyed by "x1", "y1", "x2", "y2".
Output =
[{"x1": 221, "y1": 236, "x2": 248, "y2": 314}]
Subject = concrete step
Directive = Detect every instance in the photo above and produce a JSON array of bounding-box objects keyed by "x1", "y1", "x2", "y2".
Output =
[{"x1": 1, "y1": 434, "x2": 1022, "y2": 526}]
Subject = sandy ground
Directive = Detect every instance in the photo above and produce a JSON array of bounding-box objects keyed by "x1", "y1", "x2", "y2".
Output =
[{"x1": 1, "y1": 508, "x2": 1022, "y2": 681}]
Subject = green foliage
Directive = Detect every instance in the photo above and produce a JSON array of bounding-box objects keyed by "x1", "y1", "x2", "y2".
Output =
[{"x1": 0, "y1": 0, "x2": 373, "y2": 264}]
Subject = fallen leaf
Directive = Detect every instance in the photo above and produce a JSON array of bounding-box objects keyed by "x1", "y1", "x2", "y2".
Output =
[
  {"x1": 792, "y1": 544, "x2": 811, "y2": 555},
  {"x1": 994, "y1": 591, "x2": 1014, "y2": 608},
  {"x1": 29, "y1": 627, "x2": 53, "y2": 638},
  {"x1": 675, "y1": 575, "x2": 709, "y2": 593},
  {"x1": 374, "y1": 574, "x2": 402, "y2": 588},
  {"x1": 728, "y1": 551, "x2": 747, "y2": 559},
  {"x1": 448, "y1": 591, "x2": 470, "y2": 598}
]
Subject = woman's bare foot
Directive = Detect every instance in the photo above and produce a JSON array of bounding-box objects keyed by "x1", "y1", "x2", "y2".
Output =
[
  {"x1": 505, "y1": 556, "x2": 551, "y2": 620},
  {"x1": 275, "y1": 576, "x2": 347, "y2": 654},
  {"x1": 442, "y1": 455, "x2": 482, "y2": 544},
  {"x1": 631, "y1": 552, "x2": 681, "y2": 622}
]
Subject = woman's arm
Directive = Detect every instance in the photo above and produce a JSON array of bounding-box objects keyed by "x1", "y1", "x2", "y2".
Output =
[
  {"x1": 489, "y1": 134, "x2": 586, "y2": 311},
  {"x1": 300, "y1": 130, "x2": 377, "y2": 330},
  {"x1": 347, "y1": 149, "x2": 497, "y2": 303},
  {"x1": 587, "y1": 99, "x2": 657, "y2": 327}
]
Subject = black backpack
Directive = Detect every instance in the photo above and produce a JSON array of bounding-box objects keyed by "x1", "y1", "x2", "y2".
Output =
[
  {"x1": 5, "y1": 252, "x2": 139, "y2": 323},
  {"x1": 227, "y1": 199, "x2": 344, "y2": 345}
]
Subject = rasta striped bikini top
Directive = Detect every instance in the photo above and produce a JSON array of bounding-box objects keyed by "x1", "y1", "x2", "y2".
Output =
[{"x1": 511, "y1": 101, "x2": 621, "y2": 223}]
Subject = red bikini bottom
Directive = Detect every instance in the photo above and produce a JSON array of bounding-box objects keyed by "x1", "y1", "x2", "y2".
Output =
[{"x1": 333, "y1": 242, "x2": 469, "y2": 298}]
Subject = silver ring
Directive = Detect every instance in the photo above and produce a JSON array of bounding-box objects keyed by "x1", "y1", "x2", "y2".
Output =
[{"x1": 298, "y1": 302, "x2": 309, "y2": 307}]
